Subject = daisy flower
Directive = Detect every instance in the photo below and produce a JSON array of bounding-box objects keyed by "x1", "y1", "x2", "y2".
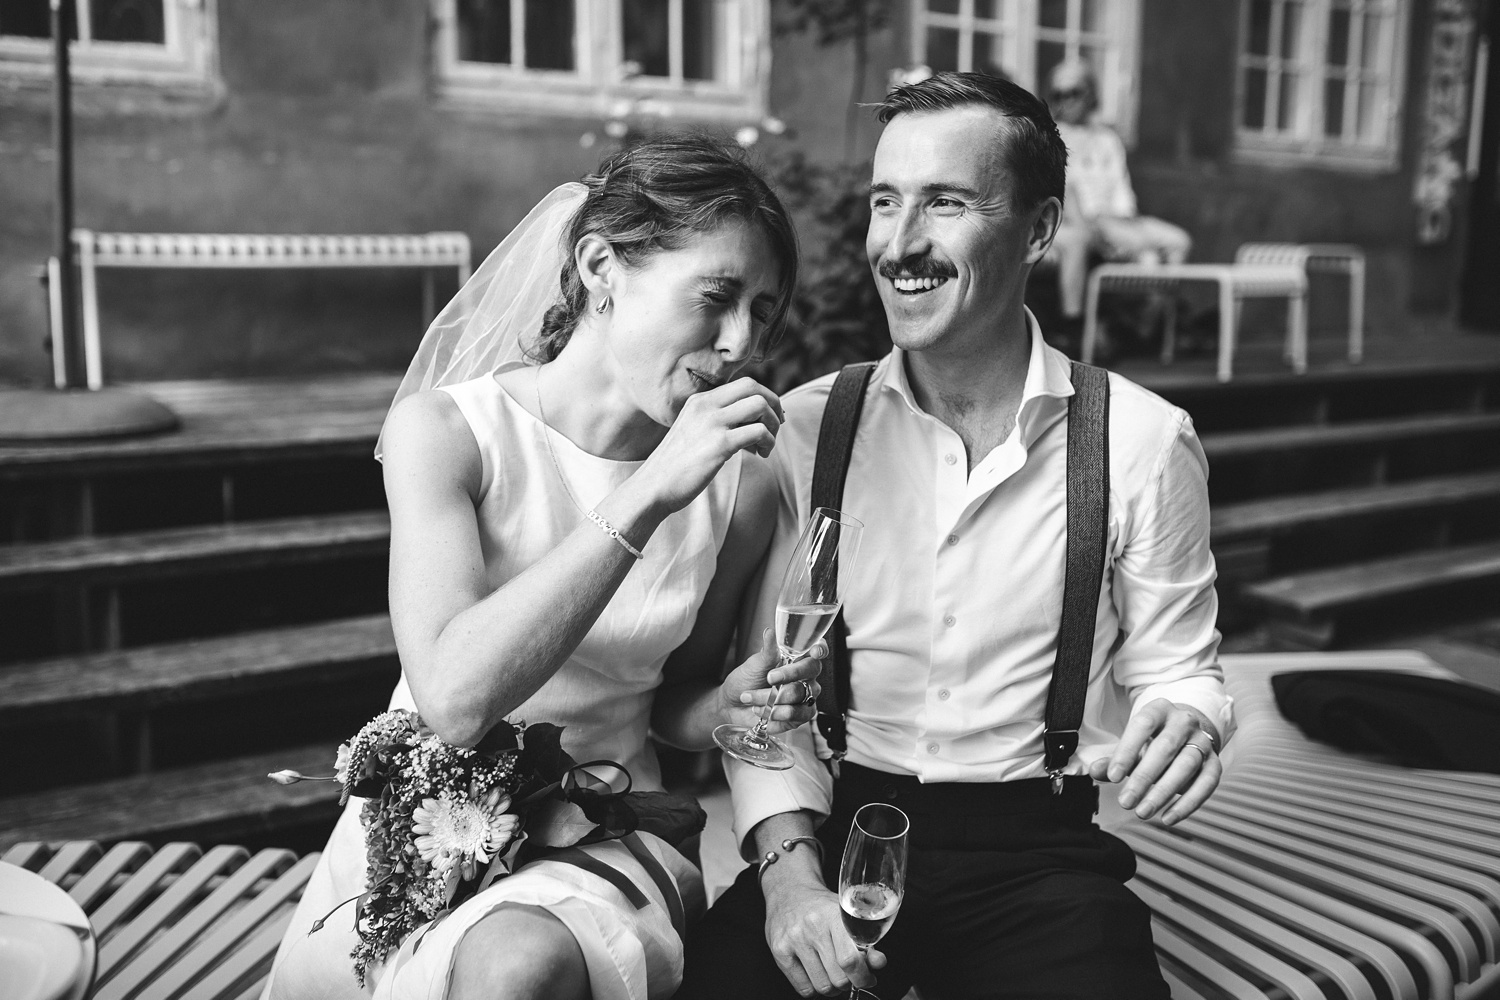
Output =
[{"x1": 411, "y1": 790, "x2": 520, "y2": 879}]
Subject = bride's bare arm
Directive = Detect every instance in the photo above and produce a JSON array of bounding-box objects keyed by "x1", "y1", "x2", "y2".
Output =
[
  {"x1": 651, "y1": 457, "x2": 820, "y2": 749},
  {"x1": 383, "y1": 390, "x2": 662, "y2": 747}
]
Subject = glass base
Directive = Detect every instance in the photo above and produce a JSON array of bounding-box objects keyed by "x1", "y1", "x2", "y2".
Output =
[{"x1": 713, "y1": 724, "x2": 795, "y2": 770}]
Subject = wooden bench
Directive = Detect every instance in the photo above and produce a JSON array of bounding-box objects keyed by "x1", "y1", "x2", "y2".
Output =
[
  {"x1": 1107, "y1": 649, "x2": 1500, "y2": 1000},
  {"x1": 1200, "y1": 411, "x2": 1500, "y2": 463},
  {"x1": 1081, "y1": 262, "x2": 1309, "y2": 382},
  {"x1": 1236, "y1": 243, "x2": 1366, "y2": 365},
  {"x1": 64, "y1": 231, "x2": 471, "y2": 389},
  {"x1": 6, "y1": 839, "x2": 318, "y2": 1000},
  {"x1": 0, "y1": 511, "x2": 390, "y2": 592},
  {"x1": 1237, "y1": 540, "x2": 1500, "y2": 649},
  {"x1": 1208, "y1": 470, "x2": 1500, "y2": 585},
  {"x1": 0, "y1": 745, "x2": 341, "y2": 849},
  {"x1": 0, "y1": 614, "x2": 396, "y2": 773}
]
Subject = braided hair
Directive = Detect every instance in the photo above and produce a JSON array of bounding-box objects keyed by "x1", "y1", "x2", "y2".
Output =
[{"x1": 530, "y1": 134, "x2": 799, "y2": 363}]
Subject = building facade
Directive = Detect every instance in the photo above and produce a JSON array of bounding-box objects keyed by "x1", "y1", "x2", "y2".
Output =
[{"x1": 0, "y1": 0, "x2": 1494, "y2": 384}]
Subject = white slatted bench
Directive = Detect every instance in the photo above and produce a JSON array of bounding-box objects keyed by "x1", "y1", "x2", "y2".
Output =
[
  {"x1": 62, "y1": 230, "x2": 472, "y2": 389},
  {"x1": 6, "y1": 839, "x2": 318, "y2": 1000},
  {"x1": 1081, "y1": 262, "x2": 1308, "y2": 382},
  {"x1": 1102, "y1": 650, "x2": 1500, "y2": 999},
  {"x1": 1236, "y1": 243, "x2": 1366, "y2": 365}
]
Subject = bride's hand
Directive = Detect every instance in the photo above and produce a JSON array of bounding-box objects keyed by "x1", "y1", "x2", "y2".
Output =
[
  {"x1": 637, "y1": 377, "x2": 783, "y2": 515},
  {"x1": 719, "y1": 629, "x2": 825, "y2": 736}
]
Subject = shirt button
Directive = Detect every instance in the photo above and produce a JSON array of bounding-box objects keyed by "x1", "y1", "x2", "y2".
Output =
[
  {"x1": 944, "y1": 453, "x2": 958, "y2": 466},
  {"x1": 938, "y1": 689, "x2": 951, "y2": 701},
  {"x1": 943, "y1": 615, "x2": 956, "y2": 627},
  {"x1": 926, "y1": 742, "x2": 940, "y2": 754},
  {"x1": 946, "y1": 534, "x2": 959, "y2": 546}
]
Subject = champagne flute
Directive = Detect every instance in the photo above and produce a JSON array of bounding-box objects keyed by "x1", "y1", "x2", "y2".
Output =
[
  {"x1": 714, "y1": 506, "x2": 863, "y2": 770},
  {"x1": 839, "y1": 802, "x2": 909, "y2": 999}
]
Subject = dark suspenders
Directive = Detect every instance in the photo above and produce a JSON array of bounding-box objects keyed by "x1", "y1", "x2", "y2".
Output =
[{"x1": 808, "y1": 360, "x2": 1111, "y2": 788}]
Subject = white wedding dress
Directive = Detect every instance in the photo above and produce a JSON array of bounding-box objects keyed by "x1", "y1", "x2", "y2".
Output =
[{"x1": 264, "y1": 372, "x2": 740, "y2": 1000}]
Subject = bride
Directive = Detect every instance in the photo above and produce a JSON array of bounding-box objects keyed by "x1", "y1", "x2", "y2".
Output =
[{"x1": 265, "y1": 135, "x2": 818, "y2": 1000}]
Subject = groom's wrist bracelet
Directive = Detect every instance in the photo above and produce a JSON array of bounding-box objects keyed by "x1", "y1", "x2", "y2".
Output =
[
  {"x1": 585, "y1": 509, "x2": 644, "y2": 559},
  {"x1": 756, "y1": 836, "x2": 825, "y2": 890}
]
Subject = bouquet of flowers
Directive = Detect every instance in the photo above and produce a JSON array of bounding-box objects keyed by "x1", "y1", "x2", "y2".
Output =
[{"x1": 271, "y1": 709, "x2": 704, "y2": 986}]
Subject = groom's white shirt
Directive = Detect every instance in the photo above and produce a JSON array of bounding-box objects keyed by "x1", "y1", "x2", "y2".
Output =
[{"x1": 728, "y1": 311, "x2": 1232, "y2": 856}]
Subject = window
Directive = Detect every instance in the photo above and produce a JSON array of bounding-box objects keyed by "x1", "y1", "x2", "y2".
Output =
[
  {"x1": 0, "y1": 0, "x2": 215, "y2": 86},
  {"x1": 434, "y1": 0, "x2": 770, "y2": 122},
  {"x1": 911, "y1": 0, "x2": 1142, "y2": 139},
  {"x1": 1236, "y1": 0, "x2": 1410, "y2": 168}
]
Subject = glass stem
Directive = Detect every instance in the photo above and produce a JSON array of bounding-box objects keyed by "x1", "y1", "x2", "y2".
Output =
[{"x1": 750, "y1": 654, "x2": 793, "y2": 738}]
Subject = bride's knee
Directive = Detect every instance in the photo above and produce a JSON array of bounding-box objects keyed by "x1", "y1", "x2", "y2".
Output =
[{"x1": 448, "y1": 906, "x2": 589, "y2": 1000}]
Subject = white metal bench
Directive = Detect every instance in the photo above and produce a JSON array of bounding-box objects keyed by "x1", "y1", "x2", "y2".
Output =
[
  {"x1": 5, "y1": 839, "x2": 317, "y2": 1000},
  {"x1": 60, "y1": 231, "x2": 472, "y2": 389},
  {"x1": 1236, "y1": 243, "x2": 1366, "y2": 366},
  {"x1": 1081, "y1": 262, "x2": 1309, "y2": 382},
  {"x1": 1103, "y1": 649, "x2": 1500, "y2": 1000}
]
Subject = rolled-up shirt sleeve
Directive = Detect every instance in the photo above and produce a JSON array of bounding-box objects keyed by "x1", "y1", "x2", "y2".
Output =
[
  {"x1": 1110, "y1": 410, "x2": 1235, "y2": 745},
  {"x1": 725, "y1": 723, "x2": 834, "y2": 859}
]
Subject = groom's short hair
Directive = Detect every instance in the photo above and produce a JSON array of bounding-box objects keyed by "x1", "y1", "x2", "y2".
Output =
[{"x1": 874, "y1": 71, "x2": 1067, "y2": 211}]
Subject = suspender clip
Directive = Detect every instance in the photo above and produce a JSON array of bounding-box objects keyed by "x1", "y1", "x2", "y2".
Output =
[{"x1": 1048, "y1": 769, "x2": 1065, "y2": 796}]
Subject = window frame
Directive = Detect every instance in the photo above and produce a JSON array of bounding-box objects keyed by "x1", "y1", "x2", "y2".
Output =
[
  {"x1": 432, "y1": 0, "x2": 771, "y2": 123},
  {"x1": 1234, "y1": 0, "x2": 1411, "y2": 171},
  {"x1": 909, "y1": 0, "x2": 1143, "y2": 144},
  {"x1": 0, "y1": 0, "x2": 217, "y2": 88}
]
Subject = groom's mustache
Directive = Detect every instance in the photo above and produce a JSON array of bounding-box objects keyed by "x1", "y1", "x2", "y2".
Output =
[{"x1": 877, "y1": 256, "x2": 958, "y2": 280}]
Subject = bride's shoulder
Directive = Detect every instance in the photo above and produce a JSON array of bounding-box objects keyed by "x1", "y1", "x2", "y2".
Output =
[{"x1": 381, "y1": 389, "x2": 483, "y2": 486}]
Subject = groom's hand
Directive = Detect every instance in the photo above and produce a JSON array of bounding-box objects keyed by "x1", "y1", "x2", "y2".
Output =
[
  {"x1": 1088, "y1": 698, "x2": 1222, "y2": 825},
  {"x1": 763, "y1": 876, "x2": 883, "y2": 997}
]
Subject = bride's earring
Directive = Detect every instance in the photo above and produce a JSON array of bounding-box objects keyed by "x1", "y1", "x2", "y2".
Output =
[{"x1": 595, "y1": 296, "x2": 610, "y2": 314}]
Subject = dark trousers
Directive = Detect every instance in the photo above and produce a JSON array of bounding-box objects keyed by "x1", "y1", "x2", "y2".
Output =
[{"x1": 677, "y1": 763, "x2": 1170, "y2": 1000}]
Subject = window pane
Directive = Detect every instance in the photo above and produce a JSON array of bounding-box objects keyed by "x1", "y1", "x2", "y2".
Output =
[
  {"x1": 1277, "y1": 70, "x2": 1298, "y2": 129},
  {"x1": 1246, "y1": 0, "x2": 1271, "y2": 56},
  {"x1": 1, "y1": 0, "x2": 55, "y2": 37},
  {"x1": 926, "y1": 26, "x2": 959, "y2": 71},
  {"x1": 1081, "y1": 0, "x2": 1106, "y2": 33},
  {"x1": 927, "y1": 0, "x2": 959, "y2": 14},
  {"x1": 1357, "y1": 80, "x2": 1382, "y2": 141},
  {"x1": 457, "y1": 0, "x2": 511, "y2": 64},
  {"x1": 971, "y1": 29, "x2": 1007, "y2": 78},
  {"x1": 1036, "y1": 38, "x2": 1066, "y2": 93},
  {"x1": 682, "y1": 0, "x2": 721, "y2": 81},
  {"x1": 1039, "y1": 0, "x2": 1066, "y2": 30},
  {"x1": 1361, "y1": 12, "x2": 1386, "y2": 73},
  {"x1": 1243, "y1": 66, "x2": 1268, "y2": 128},
  {"x1": 974, "y1": 0, "x2": 999, "y2": 20},
  {"x1": 1323, "y1": 76, "x2": 1344, "y2": 135},
  {"x1": 90, "y1": 0, "x2": 163, "y2": 43},
  {"x1": 524, "y1": 0, "x2": 572, "y2": 69},
  {"x1": 1326, "y1": 4, "x2": 1350, "y2": 67},
  {"x1": 1278, "y1": 1, "x2": 1301, "y2": 60},
  {"x1": 624, "y1": 0, "x2": 669, "y2": 77}
]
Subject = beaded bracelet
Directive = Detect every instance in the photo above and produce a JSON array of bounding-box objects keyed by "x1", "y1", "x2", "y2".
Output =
[{"x1": 585, "y1": 509, "x2": 644, "y2": 560}]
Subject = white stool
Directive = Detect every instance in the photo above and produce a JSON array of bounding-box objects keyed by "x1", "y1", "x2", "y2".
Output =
[
  {"x1": 1235, "y1": 242, "x2": 1366, "y2": 364},
  {"x1": 1082, "y1": 262, "x2": 1308, "y2": 382}
]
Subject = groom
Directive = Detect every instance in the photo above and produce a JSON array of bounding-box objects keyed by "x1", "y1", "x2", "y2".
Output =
[{"x1": 678, "y1": 72, "x2": 1231, "y2": 999}]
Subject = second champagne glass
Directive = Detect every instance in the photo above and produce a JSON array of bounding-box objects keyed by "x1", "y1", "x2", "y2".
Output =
[
  {"x1": 839, "y1": 802, "x2": 909, "y2": 999},
  {"x1": 713, "y1": 506, "x2": 863, "y2": 770}
]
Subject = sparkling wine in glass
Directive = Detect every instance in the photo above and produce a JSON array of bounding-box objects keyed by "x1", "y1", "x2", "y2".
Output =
[
  {"x1": 839, "y1": 802, "x2": 909, "y2": 999},
  {"x1": 714, "y1": 507, "x2": 863, "y2": 770}
]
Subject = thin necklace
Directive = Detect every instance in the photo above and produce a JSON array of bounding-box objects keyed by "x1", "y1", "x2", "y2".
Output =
[{"x1": 534, "y1": 366, "x2": 587, "y2": 515}]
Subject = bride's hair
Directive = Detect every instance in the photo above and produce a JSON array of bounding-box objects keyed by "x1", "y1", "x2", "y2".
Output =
[{"x1": 530, "y1": 134, "x2": 799, "y2": 363}]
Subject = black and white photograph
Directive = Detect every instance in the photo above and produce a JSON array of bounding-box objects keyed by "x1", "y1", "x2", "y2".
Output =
[{"x1": 1, "y1": 2, "x2": 1499, "y2": 998}]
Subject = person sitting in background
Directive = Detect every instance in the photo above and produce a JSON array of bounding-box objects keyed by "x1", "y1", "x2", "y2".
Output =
[{"x1": 1044, "y1": 60, "x2": 1192, "y2": 330}]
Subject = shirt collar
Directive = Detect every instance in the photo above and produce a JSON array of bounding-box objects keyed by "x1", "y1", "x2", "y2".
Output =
[{"x1": 877, "y1": 308, "x2": 1076, "y2": 423}]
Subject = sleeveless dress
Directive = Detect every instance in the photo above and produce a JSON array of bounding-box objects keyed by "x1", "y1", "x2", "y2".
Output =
[{"x1": 263, "y1": 372, "x2": 741, "y2": 1000}]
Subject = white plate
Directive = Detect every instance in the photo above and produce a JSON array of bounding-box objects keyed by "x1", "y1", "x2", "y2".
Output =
[{"x1": 0, "y1": 864, "x2": 95, "y2": 1000}]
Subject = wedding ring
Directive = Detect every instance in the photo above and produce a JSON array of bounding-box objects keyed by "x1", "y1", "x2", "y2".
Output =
[
  {"x1": 1179, "y1": 741, "x2": 1209, "y2": 765},
  {"x1": 802, "y1": 682, "x2": 818, "y2": 707}
]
